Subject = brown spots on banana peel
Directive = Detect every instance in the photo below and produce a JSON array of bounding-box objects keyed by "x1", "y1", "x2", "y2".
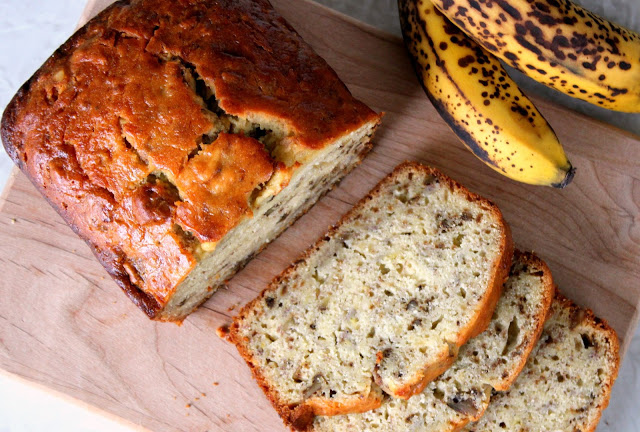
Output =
[
  {"x1": 429, "y1": 97, "x2": 499, "y2": 170},
  {"x1": 496, "y1": 0, "x2": 522, "y2": 21},
  {"x1": 422, "y1": 7, "x2": 541, "y2": 124},
  {"x1": 400, "y1": 0, "x2": 574, "y2": 186},
  {"x1": 430, "y1": 0, "x2": 640, "y2": 111},
  {"x1": 458, "y1": 55, "x2": 476, "y2": 67}
]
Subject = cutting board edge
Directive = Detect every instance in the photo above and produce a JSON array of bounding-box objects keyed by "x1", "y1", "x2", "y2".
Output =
[
  {"x1": 0, "y1": 166, "x2": 19, "y2": 213},
  {"x1": 0, "y1": 368, "x2": 150, "y2": 432},
  {"x1": 621, "y1": 308, "x2": 640, "y2": 357}
]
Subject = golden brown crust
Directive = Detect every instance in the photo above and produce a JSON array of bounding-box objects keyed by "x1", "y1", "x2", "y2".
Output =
[
  {"x1": 463, "y1": 227, "x2": 513, "y2": 340},
  {"x1": 115, "y1": 0, "x2": 378, "y2": 149},
  {"x1": 225, "y1": 161, "x2": 514, "y2": 429},
  {"x1": 174, "y1": 132, "x2": 274, "y2": 243},
  {"x1": 291, "y1": 390, "x2": 384, "y2": 429},
  {"x1": 1, "y1": 1, "x2": 166, "y2": 318},
  {"x1": 375, "y1": 346, "x2": 458, "y2": 399},
  {"x1": 1, "y1": 0, "x2": 380, "y2": 319}
]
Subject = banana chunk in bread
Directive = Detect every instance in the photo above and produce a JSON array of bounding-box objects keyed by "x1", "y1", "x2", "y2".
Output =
[
  {"x1": 313, "y1": 251, "x2": 555, "y2": 432},
  {"x1": 464, "y1": 294, "x2": 620, "y2": 432},
  {"x1": 225, "y1": 162, "x2": 513, "y2": 429},
  {"x1": 1, "y1": 0, "x2": 381, "y2": 321}
]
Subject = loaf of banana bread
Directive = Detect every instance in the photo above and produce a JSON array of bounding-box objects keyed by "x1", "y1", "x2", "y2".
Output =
[{"x1": 1, "y1": 0, "x2": 381, "y2": 320}]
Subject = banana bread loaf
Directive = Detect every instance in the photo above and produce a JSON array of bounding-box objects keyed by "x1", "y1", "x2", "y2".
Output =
[
  {"x1": 313, "y1": 251, "x2": 555, "y2": 432},
  {"x1": 464, "y1": 293, "x2": 620, "y2": 432},
  {"x1": 224, "y1": 162, "x2": 513, "y2": 430},
  {"x1": 1, "y1": 0, "x2": 381, "y2": 321}
]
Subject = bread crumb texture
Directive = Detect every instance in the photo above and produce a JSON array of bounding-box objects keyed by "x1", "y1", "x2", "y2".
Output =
[
  {"x1": 314, "y1": 251, "x2": 554, "y2": 431},
  {"x1": 465, "y1": 294, "x2": 620, "y2": 432},
  {"x1": 229, "y1": 163, "x2": 512, "y2": 428},
  {"x1": 1, "y1": 0, "x2": 380, "y2": 319}
]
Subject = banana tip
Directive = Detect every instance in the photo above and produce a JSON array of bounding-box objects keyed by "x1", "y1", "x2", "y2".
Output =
[{"x1": 551, "y1": 165, "x2": 576, "y2": 189}]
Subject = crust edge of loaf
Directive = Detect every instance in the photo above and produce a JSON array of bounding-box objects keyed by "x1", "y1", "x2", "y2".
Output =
[
  {"x1": 1, "y1": 112, "x2": 380, "y2": 323},
  {"x1": 225, "y1": 161, "x2": 515, "y2": 430},
  {"x1": 1, "y1": 0, "x2": 129, "y2": 158}
]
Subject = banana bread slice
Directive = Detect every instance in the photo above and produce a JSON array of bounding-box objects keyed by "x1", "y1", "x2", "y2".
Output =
[
  {"x1": 1, "y1": 0, "x2": 381, "y2": 321},
  {"x1": 224, "y1": 162, "x2": 513, "y2": 429},
  {"x1": 313, "y1": 251, "x2": 555, "y2": 432},
  {"x1": 464, "y1": 293, "x2": 620, "y2": 432}
]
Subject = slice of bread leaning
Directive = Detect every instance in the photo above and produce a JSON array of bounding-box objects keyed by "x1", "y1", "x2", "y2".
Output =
[
  {"x1": 464, "y1": 293, "x2": 620, "y2": 432},
  {"x1": 313, "y1": 251, "x2": 555, "y2": 432},
  {"x1": 224, "y1": 162, "x2": 513, "y2": 429}
]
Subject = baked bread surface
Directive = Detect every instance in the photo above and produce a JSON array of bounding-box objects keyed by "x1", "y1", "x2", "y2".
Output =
[
  {"x1": 226, "y1": 162, "x2": 513, "y2": 429},
  {"x1": 1, "y1": 0, "x2": 380, "y2": 319},
  {"x1": 312, "y1": 251, "x2": 555, "y2": 432},
  {"x1": 464, "y1": 293, "x2": 620, "y2": 432}
]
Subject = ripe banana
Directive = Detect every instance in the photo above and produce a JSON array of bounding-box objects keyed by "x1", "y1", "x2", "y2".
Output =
[
  {"x1": 399, "y1": 0, "x2": 574, "y2": 187},
  {"x1": 430, "y1": 0, "x2": 640, "y2": 112}
]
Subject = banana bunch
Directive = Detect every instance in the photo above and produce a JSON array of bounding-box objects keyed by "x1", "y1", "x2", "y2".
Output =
[
  {"x1": 429, "y1": 0, "x2": 640, "y2": 112},
  {"x1": 399, "y1": 0, "x2": 575, "y2": 187}
]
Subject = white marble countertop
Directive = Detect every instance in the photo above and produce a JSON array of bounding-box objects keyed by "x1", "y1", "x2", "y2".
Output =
[{"x1": 0, "y1": 0, "x2": 638, "y2": 431}]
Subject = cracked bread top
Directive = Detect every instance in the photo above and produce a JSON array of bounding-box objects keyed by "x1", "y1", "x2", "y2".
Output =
[{"x1": 1, "y1": 0, "x2": 379, "y2": 318}]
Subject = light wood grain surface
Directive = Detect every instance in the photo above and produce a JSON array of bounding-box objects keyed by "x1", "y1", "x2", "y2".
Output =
[{"x1": 0, "y1": 0, "x2": 639, "y2": 430}]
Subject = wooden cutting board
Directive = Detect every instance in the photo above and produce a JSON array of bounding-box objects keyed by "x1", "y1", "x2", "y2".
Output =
[{"x1": 1, "y1": 0, "x2": 639, "y2": 430}]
